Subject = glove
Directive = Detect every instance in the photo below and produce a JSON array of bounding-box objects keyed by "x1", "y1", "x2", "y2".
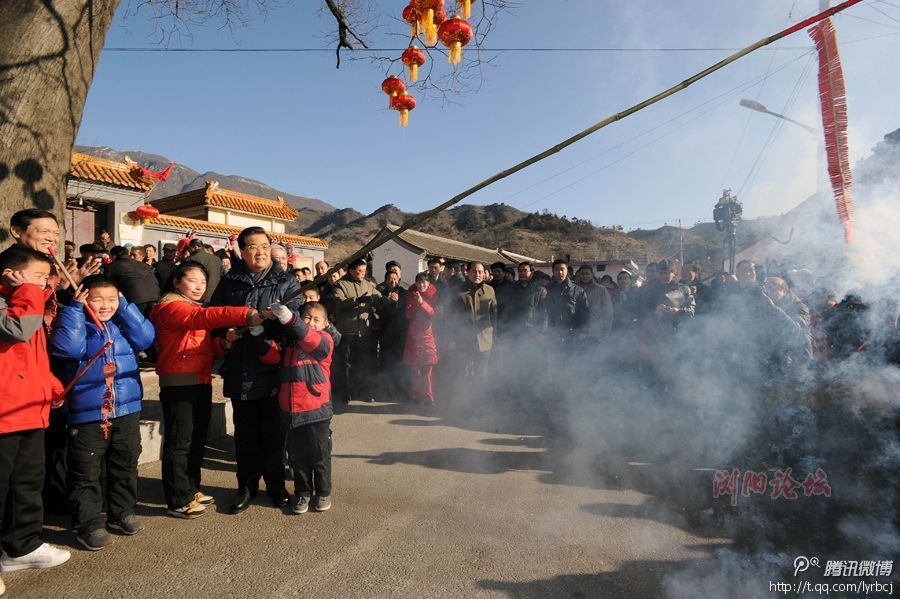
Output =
[
  {"x1": 269, "y1": 302, "x2": 293, "y2": 324},
  {"x1": 248, "y1": 325, "x2": 265, "y2": 336}
]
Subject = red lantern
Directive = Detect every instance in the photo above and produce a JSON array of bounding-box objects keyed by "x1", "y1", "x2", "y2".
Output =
[
  {"x1": 413, "y1": 0, "x2": 444, "y2": 46},
  {"x1": 401, "y1": 46, "x2": 427, "y2": 82},
  {"x1": 134, "y1": 203, "x2": 159, "y2": 225},
  {"x1": 402, "y1": 4, "x2": 419, "y2": 38},
  {"x1": 438, "y1": 16, "x2": 473, "y2": 65},
  {"x1": 390, "y1": 93, "x2": 416, "y2": 128},
  {"x1": 381, "y1": 75, "x2": 407, "y2": 107},
  {"x1": 433, "y1": 8, "x2": 447, "y2": 28},
  {"x1": 458, "y1": 0, "x2": 474, "y2": 19}
]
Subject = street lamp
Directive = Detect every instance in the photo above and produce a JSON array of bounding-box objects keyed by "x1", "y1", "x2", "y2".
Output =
[
  {"x1": 738, "y1": 98, "x2": 825, "y2": 195},
  {"x1": 738, "y1": 98, "x2": 817, "y2": 135}
]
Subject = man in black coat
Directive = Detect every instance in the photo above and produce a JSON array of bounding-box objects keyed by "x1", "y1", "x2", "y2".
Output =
[
  {"x1": 106, "y1": 246, "x2": 161, "y2": 316},
  {"x1": 209, "y1": 226, "x2": 303, "y2": 513},
  {"x1": 535, "y1": 259, "x2": 589, "y2": 348},
  {"x1": 154, "y1": 243, "x2": 178, "y2": 290},
  {"x1": 375, "y1": 269, "x2": 408, "y2": 401}
]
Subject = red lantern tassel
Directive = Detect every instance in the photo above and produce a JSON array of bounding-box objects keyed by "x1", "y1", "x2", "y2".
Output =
[
  {"x1": 399, "y1": 109, "x2": 410, "y2": 127},
  {"x1": 809, "y1": 18, "x2": 853, "y2": 243},
  {"x1": 460, "y1": 0, "x2": 471, "y2": 19},
  {"x1": 409, "y1": 63, "x2": 419, "y2": 82},
  {"x1": 448, "y1": 41, "x2": 462, "y2": 65}
]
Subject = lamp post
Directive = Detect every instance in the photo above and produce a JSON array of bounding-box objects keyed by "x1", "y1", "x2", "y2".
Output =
[{"x1": 738, "y1": 98, "x2": 826, "y2": 196}]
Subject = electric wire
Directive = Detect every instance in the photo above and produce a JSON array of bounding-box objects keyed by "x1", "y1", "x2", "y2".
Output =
[
  {"x1": 506, "y1": 51, "x2": 814, "y2": 213},
  {"x1": 736, "y1": 52, "x2": 815, "y2": 202}
]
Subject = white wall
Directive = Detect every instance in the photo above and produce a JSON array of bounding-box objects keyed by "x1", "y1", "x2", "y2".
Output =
[{"x1": 370, "y1": 237, "x2": 423, "y2": 287}]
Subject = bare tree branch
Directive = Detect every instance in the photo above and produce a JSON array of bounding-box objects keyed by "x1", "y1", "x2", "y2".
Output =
[{"x1": 321, "y1": 0, "x2": 369, "y2": 68}]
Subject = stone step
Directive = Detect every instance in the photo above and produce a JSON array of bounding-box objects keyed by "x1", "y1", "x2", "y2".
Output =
[{"x1": 137, "y1": 370, "x2": 234, "y2": 465}]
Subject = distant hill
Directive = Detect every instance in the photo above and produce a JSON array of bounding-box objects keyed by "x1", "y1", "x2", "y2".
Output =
[{"x1": 86, "y1": 139, "x2": 900, "y2": 273}]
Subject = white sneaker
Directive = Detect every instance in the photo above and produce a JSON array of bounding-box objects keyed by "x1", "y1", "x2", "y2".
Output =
[
  {"x1": 0, "y1": 573, "x2": 6, "y2": 596},
  {"x1": 0, "y1": 543, "x2": 71, "y2": 572}
]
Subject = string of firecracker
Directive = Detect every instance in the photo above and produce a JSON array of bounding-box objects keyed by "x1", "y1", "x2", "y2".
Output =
[
  {"x1": 810, "y1": 18, "x2": 854, "y2": 243},
  {"x1": 285, "y1": 0, "x2": 863, "y2": 304}
]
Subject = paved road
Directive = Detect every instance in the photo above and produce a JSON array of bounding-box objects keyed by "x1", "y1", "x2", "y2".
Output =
[{"x1": 9, "y1": 396, "x2": 728, "y2": 598}]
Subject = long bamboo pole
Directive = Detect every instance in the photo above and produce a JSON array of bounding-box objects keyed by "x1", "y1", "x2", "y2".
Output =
[{"x1": 287, "y1": 0, "x2": 862, "y2": 304}]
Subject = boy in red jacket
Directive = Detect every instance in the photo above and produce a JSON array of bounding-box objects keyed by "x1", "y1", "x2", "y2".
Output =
[
  {"x1": 269, "y1": 301, "x2": 337, "y2": 514},
  {"x1": 0, "y1": 246, "x2": 70, "y2": 583}
]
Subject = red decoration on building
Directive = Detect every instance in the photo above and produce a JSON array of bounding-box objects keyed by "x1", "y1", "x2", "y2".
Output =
[
  {"x1": 438, "y1": 16, "x2": 473, "y2": 65},
  {"x1": 390, "y1": 93, "x2": 416, "y2": 128},
  {"x1": 134, "y1": 203, "x2": 159, "y2": 224},
  {"x1": 139, "y1": 163, "x2": 174, "y2": 181},
  {"x1": 402, "y1": 46, "x2": 427, "y2": 82},
  {"x1": 402, "y1": 4, "x2": 420, "y2": 38},
  {"x1": 414, "y1": 0, "x2": 444, "y2": 46}
]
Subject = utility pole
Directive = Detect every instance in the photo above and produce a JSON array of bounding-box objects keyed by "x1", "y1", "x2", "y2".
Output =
[{"x1": 678, "y1": 218, "x2": 684, "y2": 266}]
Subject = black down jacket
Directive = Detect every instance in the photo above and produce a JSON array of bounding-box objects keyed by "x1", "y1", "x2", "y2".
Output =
[{"x1": 210, "y1": 260, "x2": 302, "y2": 401}]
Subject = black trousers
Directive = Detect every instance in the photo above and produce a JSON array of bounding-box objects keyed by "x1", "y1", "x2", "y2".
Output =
[
  {"x1": 334, "y1": 335, "x2": 377, "y2": 403},
  {"x1": 42, "y1": 409, "x2": 69, "y2": 514},
  {"x1": 66, "y1": 412, "x2": 141, "y2": 534},
  {"x1": 0, "y1": 428, "x2": 45, "y2": 557},
  {"x1": 286, "y1": 420, "x2": 331, "y2": 497},
  {"x1": 161, "y1": 385, "x2": 212, "y2": 509},
  {"x1": 230, "y1": 396, "x2": 285, "y2": 496}
]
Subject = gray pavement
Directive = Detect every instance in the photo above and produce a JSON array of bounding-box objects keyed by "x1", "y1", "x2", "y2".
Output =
[{"x1": 8, "y1": 396, "x2": 729, "y2": 598}]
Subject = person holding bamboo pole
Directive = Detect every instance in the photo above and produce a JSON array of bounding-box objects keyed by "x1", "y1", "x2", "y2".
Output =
[{"x1": 8, "y1": 209, "x2": 104, "y2": 515}]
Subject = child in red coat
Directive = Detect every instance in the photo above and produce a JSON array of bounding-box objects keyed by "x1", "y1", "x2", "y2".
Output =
[
  {"x1": 151, "y1": 261, "x2": 261, "y2": 519},
  {"x1": 403, "y1": 274, "x2": 439, "y2": 405},
  {"x1": 0, "y1": 246, "x2": 70, "y2": 579}
]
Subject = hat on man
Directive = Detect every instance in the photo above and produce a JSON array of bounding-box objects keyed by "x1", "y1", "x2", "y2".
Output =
[{"x1": 162, "y1": 243, "x2": 177, "y2": 252}]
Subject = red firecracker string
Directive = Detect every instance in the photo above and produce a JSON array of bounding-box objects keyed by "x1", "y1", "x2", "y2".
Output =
[{"x1": 809, "y1": 18, "x2": 854, "y2": 243}]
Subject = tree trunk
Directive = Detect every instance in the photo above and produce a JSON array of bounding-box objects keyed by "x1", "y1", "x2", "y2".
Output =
[{"x1": 0, "y1": 0, "x2": 121, "y2": 248}]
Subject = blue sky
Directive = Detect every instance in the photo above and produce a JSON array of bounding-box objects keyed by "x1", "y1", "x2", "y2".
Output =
[{"x1": 77, "y1": 0, "x2": 900, "y2": 229}]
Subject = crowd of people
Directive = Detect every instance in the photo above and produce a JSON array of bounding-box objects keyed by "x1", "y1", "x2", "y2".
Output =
[
  {"x1": 0, "y1": 210, "x2": 339, "y2": 596},
  {"x1": 1, "y1": 207, "x2": 898, "y2": 596}
]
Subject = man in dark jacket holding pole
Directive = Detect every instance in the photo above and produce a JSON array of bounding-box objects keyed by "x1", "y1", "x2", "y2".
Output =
[{"x1": 209, "y1": 226, "x2": 302, "y2": 514}]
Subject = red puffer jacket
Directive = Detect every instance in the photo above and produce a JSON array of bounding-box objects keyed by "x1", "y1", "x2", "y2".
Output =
[
  {"x1": 0, "y1": 283, "x2": 63, "y2": 433},
  {"x1": 403, "y1": 284, "x2": 438, "y2": 366},
  {"x1": 278, "y1": 316, "x2": 335, "y2": 429},
  {"x1": 151, "y1": 292, "x2": 250, "y2": 387}
]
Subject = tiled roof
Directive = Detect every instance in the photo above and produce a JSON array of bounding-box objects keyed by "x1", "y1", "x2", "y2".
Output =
[
  {"x1": 68, "y1": 152, "x2": 154, "y2": 191},
  {"x1": 383, "y1": 224, "x2": 536, "y2": 265},
  {"x1": 152, "y1": 180, "x2": 299, "y2": 221},
  {"x1": 147, "y1": 214, "x2": 327, "y2": 249}
]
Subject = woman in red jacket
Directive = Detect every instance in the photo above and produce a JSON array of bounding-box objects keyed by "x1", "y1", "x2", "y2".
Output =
[
  {"x1": 403, "y1": 274, "x2": 439, "y2": 405},
  {"x1": 151, "y1": 261, "x2": 261, "y2": 518}
]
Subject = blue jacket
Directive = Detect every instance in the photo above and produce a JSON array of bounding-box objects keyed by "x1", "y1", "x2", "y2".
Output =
[{"x1": 51, "y1": 298, "x2": 156, "y2": 425}]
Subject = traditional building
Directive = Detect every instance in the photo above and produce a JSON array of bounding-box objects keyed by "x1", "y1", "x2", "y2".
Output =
[
  {"x1": 369, "y1": 223, "x2": 535, "y2": 284},
  {"x1": 66, "y1": 152, "x2": 155, "y2": 247},
  {"x1": 139, "y1": 180, "x2": 327, "y2": 269}
]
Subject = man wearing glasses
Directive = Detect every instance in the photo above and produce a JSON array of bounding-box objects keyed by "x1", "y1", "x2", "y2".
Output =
[{"x1": 209, "y1": 226, "x2": 303, "y2": 514}]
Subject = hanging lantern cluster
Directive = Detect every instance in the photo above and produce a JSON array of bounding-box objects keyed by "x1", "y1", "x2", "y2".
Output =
[{"x1": 381, "y1": 0, "x2": 477, "y2": 127}]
